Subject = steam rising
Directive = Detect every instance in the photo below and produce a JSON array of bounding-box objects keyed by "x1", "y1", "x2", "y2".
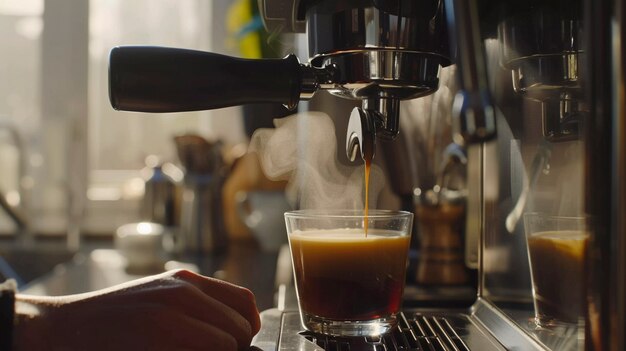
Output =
[{"x1": 249, "y1": 112, "x2": 385, "y2": 210}]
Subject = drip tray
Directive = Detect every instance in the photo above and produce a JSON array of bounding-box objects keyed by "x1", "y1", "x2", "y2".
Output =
[
  {"x1": 300, "y1": 314, "x2": 469, "y2": 351},
  {"x1": 252, "y1": 309, "x2": 506, "y2": 351}
]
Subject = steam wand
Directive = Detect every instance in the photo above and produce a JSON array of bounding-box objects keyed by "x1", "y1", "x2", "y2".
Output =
[{"x1": 505, "y1": 141, "x2": 552, "y2": 233}]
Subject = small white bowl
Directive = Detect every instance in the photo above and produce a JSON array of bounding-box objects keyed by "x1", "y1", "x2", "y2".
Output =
[{"x1": 115, "y1": 222, "x2": 167, "y2": 271}]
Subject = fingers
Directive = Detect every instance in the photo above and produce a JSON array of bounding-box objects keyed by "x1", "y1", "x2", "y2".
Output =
[
  {"x1": 171, "y1": 270, "x2": 261, "y2": 335},
  {"x1": 163, "y1": 312, "x2": 238, "y2": 351},
  {"x1": 165, "y1": 280, "x2": 254, "y2": 349},
  {"x1": 101, "y1": 269, "x2": 260, "y2": 349},
  {"x1": 23, "y1": 270, "x2": 261, "y2": 351}
]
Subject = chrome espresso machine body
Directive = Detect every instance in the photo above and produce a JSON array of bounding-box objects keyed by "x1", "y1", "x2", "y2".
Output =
[{"x1": 108, "y1": 0, "x2": 626, "y2": 350}]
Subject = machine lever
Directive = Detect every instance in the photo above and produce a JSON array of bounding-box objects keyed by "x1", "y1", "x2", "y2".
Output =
[{"x1": 109, "y1": 46, "x2": 303, "y2": 112}]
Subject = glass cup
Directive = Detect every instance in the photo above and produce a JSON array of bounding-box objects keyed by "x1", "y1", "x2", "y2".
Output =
[
  {"x1": 284, "y1": 210, "x2": 413, "y2": 337},
  {"x1": 523, "y1": 213, "x2": 589, "y2": 328}
]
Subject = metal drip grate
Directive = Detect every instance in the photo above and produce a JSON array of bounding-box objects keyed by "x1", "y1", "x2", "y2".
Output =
[{"x1": 300, "y1": 313, "x2": 470, "y2": 351}]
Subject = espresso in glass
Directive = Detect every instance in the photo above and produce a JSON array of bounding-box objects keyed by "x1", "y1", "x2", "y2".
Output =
[
  {"x1": 285, "y1": 211, "x2": 413, "y2": 337},
  {"x1": 290, "y1": 229, "x2": 410, "y2": 320}
]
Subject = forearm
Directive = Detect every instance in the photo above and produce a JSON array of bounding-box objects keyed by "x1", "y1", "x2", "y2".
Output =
[{"x1": 8, "y1": 271, "x2": 260, "y2": 351}]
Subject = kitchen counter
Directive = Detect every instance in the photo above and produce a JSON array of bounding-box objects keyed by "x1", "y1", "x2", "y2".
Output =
[
  {"x1": 16, "y1": 239, "x2": 477, "y2": 314},
  {"x1": 20, "y1": 241, "x2": 281, "y2": 311}
]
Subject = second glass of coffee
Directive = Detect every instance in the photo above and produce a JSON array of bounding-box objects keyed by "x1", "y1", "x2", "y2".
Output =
[{"x1": 524, "y1": 213, "x2": 588, "y2": 328}]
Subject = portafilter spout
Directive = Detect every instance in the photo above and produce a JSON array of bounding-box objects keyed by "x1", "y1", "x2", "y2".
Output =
[
  {"x1": 346, "y1": 107, "x2": 375, "y2": 163},
  {"x1": 346, "y1": 98, "x2": 401, "y2": 162}
]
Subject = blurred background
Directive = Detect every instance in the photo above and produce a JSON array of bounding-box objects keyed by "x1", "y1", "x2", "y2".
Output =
[{"x1": 0, "y1": 0, "x2": 290, "y2": 236}]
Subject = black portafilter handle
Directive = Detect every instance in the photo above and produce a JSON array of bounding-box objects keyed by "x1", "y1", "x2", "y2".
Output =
[{"x1": 109, "y1": 46, "x2": 303, "y2": 112}]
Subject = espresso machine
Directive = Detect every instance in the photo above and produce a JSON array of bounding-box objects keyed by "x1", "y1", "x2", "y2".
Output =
[{"x1": 108, "y1": 0, "x2": 626, "y2": 350}]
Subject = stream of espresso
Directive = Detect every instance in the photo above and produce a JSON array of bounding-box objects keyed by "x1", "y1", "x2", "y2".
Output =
[{"x1": 364, "y1": 158, "x2": 371, "y2": 236}]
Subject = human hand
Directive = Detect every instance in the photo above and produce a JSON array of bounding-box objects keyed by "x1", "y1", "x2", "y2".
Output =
[{"x1": 13, "y1": 269, "x2": 261, "y2": 351}]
